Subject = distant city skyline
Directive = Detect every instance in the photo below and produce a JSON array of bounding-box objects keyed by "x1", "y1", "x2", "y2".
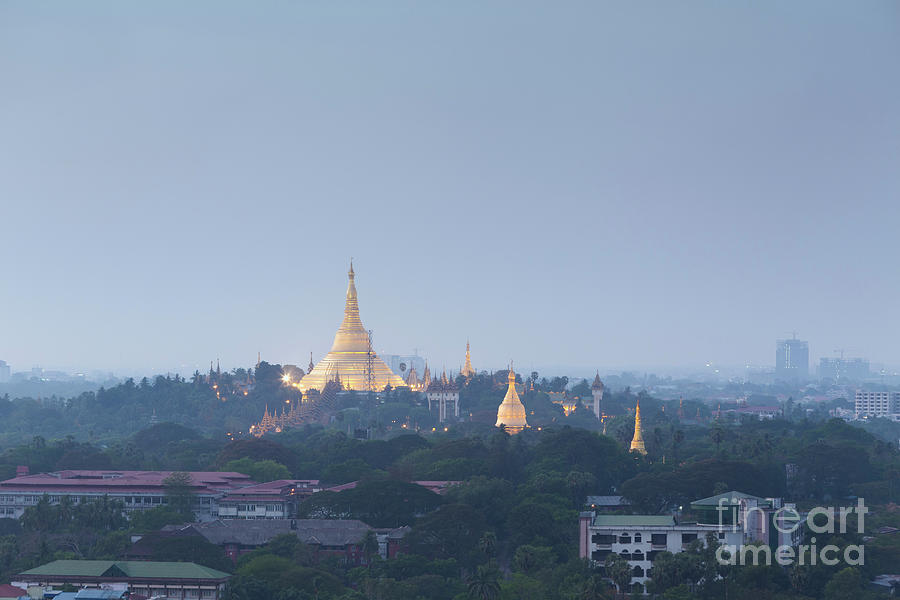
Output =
[{"x1": 2, "y1": 2, "x2": 898, "y2": 373}]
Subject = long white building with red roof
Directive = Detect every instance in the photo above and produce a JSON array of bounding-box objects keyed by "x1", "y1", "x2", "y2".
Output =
[{"x1": 0, "y1": 469, "x2": 254, "y2": 521}]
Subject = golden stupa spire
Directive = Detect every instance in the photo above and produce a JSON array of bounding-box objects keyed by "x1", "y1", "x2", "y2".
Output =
[
  {"x1": 406, "y1": 362, "x2": 420, "y2": 391},
  {"x1": 461, "y1": 340, "x2": 475, "y2": 378},
  {"x1": 495, "y1": 362, "x2": 528, "y2": 434},
  {"x1": 630, "y1": 400, "x2": 647, "y2": 455},
  {"x1": 295, "y1": 262, "x2": 405, "y2": 393},
  {"x1": 422, "y1": 361, "x2": 432, "y2": 389}
]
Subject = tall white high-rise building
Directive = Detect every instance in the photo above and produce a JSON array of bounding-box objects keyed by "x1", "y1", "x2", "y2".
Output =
[{"x1": 775, "y1": 336, "x2": 809, "y2": 382}]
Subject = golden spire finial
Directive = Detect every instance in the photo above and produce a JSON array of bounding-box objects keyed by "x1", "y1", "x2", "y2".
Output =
[{"x1": 349, "y1": 258, "x2": 354, "y2": 278}]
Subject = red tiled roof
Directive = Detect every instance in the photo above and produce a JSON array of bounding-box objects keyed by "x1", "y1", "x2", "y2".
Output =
[
  {"x1": 0, "y1": 471, "x2": 255, "y2": 496},
  {"x1": 324, "y1": 481, "x2": 358, "y2": 492},
  {"x1": 218, "y1": 480, "x2": 321, "y2": 502},
  {"x1": 0, "y1": 584, "x2": 26, "y2": 596},
  {"x1": 412, "y1": 481, "x2": 461, "y2": 495},
  {"x1": 323, "y1": 480, "x2": 460, "y2": 494}
]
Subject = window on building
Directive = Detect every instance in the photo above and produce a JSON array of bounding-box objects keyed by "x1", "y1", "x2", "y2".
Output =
[
  {"x1": 592, "y1": 534, "x2": 616, "y2": 545},
  {"x1": 650, "y1": 533, "x2": 667, "y2": 546},
  {"x1": 618, "y1": 534, "x2": 631, "y2": 544},
  {"x1": 633, "y1": 533, "x2": 642, "y2": 543}
]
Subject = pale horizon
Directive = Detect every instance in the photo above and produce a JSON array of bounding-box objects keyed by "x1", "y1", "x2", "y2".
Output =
[{"x1": 2, "y1": 2, "x2": 898, "y2": 374}]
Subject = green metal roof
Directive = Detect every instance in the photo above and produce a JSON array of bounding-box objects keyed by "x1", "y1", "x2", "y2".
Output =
[
  {"x1": 19, "y1": 560, "x2": 230, "y2": 580},
  {"x1": 20, "y1": 561, "x2": 116, "y2": 577},
  {"x1": 691, "y1": 491, "x2": 765, "y2": 507},
  {"x1": 593, "y1": 515, "x2": 676, "y2": 526}
]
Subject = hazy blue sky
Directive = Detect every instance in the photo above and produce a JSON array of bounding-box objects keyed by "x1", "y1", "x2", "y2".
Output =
[{"x1": 1, "y1": 1, "x2": 898, "y2": 376}]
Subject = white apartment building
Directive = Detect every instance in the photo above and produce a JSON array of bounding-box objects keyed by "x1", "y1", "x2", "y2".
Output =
[
  {"x1": 579, "y1": 491, "x2": 801, "y2": 595},
  {"x1": 855, "y1": 390, "x2": 900, "y2": 418}
]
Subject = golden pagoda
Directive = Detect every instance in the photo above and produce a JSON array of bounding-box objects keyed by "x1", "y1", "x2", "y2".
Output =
[
  {"x1": 296, "y1": 262, "x2": 406, "y2": 393},
  {"x1": 629, "y1": 400, "x2": 647, "y2": 455},
  {"x1": 422, "y1": 362, "x2": 432, "y2": 389},
  {"x1": 495, "y1": 365, "x2": 528, "y2": 434},
  {"x1": 406, "y1": 363, "x2": 422, "y2": 391},
  {"x1": 461, "y1": 340, "x2": 475, "y2": 378}
]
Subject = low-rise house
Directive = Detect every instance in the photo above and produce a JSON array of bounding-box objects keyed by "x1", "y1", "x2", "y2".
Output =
[
  {"x1": 13, "y1": 560, "x2": 230, "y2": 600},
  {"x1": 585, "y1": 495, "x2": 631, "y2": 512},
  {"x1": 215, "y1": 479, "x2": 321, "y2": 519},
  {"x1": 131, "y1": 518, "x2": 409, "y2": 565}
]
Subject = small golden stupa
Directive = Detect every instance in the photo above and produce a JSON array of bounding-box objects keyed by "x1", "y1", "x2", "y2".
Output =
[
  {"x1": 297, "y1": 262, "x2": 406, "y2": 393},
  {"x1": 630, "y1": 399, "x2": 647, "y2": 455},
  {"x1": 495, "y1": 364, "x2": 528, "y2": 434},
  {"x1": 460, "y1": 340, "x2": 475, "y2": 378}
]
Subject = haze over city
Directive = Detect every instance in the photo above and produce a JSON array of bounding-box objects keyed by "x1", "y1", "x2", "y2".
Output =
[{"x1": 2, "y1": 1, "x2": 898, "y2": 375}]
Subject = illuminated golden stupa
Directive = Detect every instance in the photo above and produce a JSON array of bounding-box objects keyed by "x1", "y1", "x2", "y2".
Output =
[
  {"x1": 460, "y1": 340, "x2": 475, "y2": 378},
  {"x1": 630, "y1": 400, "x2": 647, "y2": 455},
  {"x1": 297, "y1": 262, "x2": 406, "y2": 393},
  {"x1": 495, "y1": 365, "x2": 528, "y2": 434}
]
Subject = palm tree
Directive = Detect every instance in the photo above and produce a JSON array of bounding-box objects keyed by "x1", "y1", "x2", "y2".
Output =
[
  {"x1": 580, "y1": 574, "x2": 610, "y2": 600},
  {"x1": 57, "y1": 495, "x2": 74, "y2": 527},
  {"x1": 672, "y1": 430, "x2": 685, "y2": 465},
  {"x1": 605, "y1": 554, "x2": 632, "y2": 599},
  {"x1": 478, "y1": 531, "x2": 497, "y2": 560},
  {"x1": 709, "y1": 427, "x2": 724, "y2": 456},
  {"x1": 361, "y1": 530, "x2": 379, "y2": 569},
  {"x1": 467, "y1": 564, "x2": 501, "y2": 600}
]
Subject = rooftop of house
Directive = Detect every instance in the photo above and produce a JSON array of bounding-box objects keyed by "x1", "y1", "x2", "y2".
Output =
[
  {"x1": 16, "y1": 560, "x2": 230, "y2": 581},
  {"x1": 691, "y1": 491, "x2": 767, "y2": 507},
  {"x1": 0, "y1": 583, "x2": 26, "y2": 597},
  {"x1": 323, "y1": 480, "x2": 460, "y2": 495},
  {"x1": 586, "y1": 495, "x2": 630, "y2": 507},
  {"x1": 51, "y1": 590, "x2": 125, "y2": 600},
  {"x1": 590, "y1": 515, "x2": 677, "y2": 527},
  {"x1": 217, "y1": 479, "x2": 322, "y2": 502},
  {"x1": 172, "y1": 518, "x2": 409, "y2": 548}
]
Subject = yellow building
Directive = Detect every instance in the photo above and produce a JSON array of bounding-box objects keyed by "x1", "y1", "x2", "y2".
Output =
[
  {"x1": 495, "y1": 366, "x2": 528, "y2": 434},
  {"x1": 297, "y1": 262, "x2": 406, "y2": 393}
]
